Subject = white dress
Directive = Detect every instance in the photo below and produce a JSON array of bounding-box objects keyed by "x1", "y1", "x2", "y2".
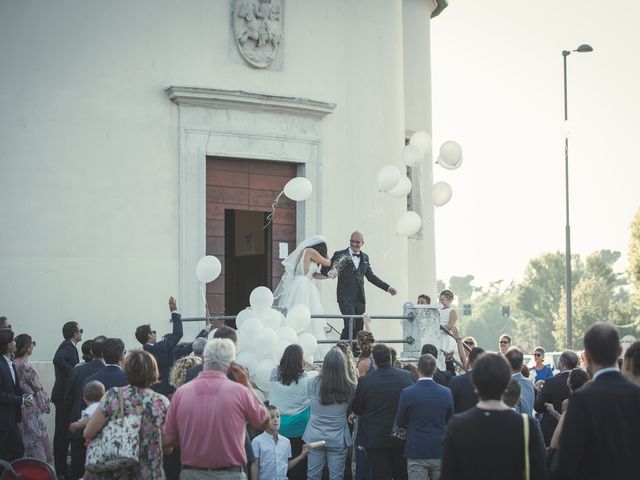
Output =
[{"x1": 273, "y1": 248, "x2": 327, "y2": 354}]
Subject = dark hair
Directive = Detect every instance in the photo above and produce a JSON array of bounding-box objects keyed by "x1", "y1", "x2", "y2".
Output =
[
  {"x1": 318, "y1": 349, "x2": 356, "y2": 405},
  {"x1": 81, "y1": 340, "x2": 94, "y2": 362},
  {"x1": 559, "y1": 350, "x2": 580, "y2": 370},
  {"x1": 83, "y1": 380, "x2": 105, "y2": 403},
  {"x1": 418, "y1": 294, "x2": 431, "y2": 304},
  {"x1": 390, "y1": 347, "x2": 400, "y2": 367},
  {"x1": 533, "y1": 346, "x2": 545, "y2": 356},
  {"x1": 356, "y1": 330, "x2": 375, "y2": 359},
  {"x1": 468, "y1": 347, "x2": 485, "y2": 367},
  {"x1": 278, "y1": 344, "x2": 304, "y2": 386},
  {"x1": 402, "y1": 364, "x2": 419, "y2": 383},
  {"x1": 102, "y1": 338, "x2": 125, "y2": 365},
  {"x1": 266, "y1": 404, "x2": 279, "y2": 413},
  {"x1": 0, "y1": 316, "x2": 8, "y2": 328},
  {"x1": 125, "y1": 350, "x2": 159, "y2": 388},
  {"x1": 439, "y1": 290, "x2": 454, "y2": 300},
  {"x1": 505, "y1": 347, "x2": 524, "y2": 371},
  {"x1": 463, "y1": 336, "x2": 477, "y2": 348},
  {"x1": 63, "y1": 321, "x2": 79, "y2": 340},
  {"x1": 312, "y1": 242, "x2": 328, "y2": 258},
  {"x1": 568, "y1": 368, "x2": 590, "y2": 391},
  {"x1": 502, "y1": 378, "x2": 521, "y2": 408},
  {"x1": 0, "y1": 330, "x2": 14, "y2": 355},
  {"x1": 371, "y1": 344, "x2": 391, "y2": 367},
  {"x1": 584, "y1": 323, "x2": 620, "y2": 367},
  {"x1": 471, "y1": 353, "x2": 512, "y2": 401},
  {"x1": 213, "y1": 326, "x2": 238, "y2": 344},
  {"x1": 135, "y1": 324, "x2": 152, "y2": 345},
  {"x1": 499, "y1": 334, "x2": 511, "y2": 343},
  {"x1": 14, "y1": 334, "x2": 32, "y2": 358},
  {"x1": 421, "y1": 343, "x2": 438, "y2": 358},
  {"x1": 521, "y1": 365, "x2": 530, "y2": 378},
  {"x1": 418, "y1": 354, "x2": 437, "y2": 377},
  {"x1": 91, "y1": 336, "x2": 107, "y2": 359},
  {"x1": 624, "y1": 341, "x2": 640, "y2": 377}
]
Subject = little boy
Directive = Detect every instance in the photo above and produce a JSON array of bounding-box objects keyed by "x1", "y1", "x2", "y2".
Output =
[
  {"x1": 251, "y1": 405, "x2": 309, "y2": 480},
  {"x1": 69, "y1": 380, "x2": 105, "y2": 433}
]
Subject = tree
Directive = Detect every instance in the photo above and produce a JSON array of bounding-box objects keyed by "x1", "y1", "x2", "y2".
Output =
[
  {"x1": 629, "y1": 209, "x2": 640, "y2": 302},
  {"x1": 448, "y1": 275, "x2": 479, "y2": 306}
]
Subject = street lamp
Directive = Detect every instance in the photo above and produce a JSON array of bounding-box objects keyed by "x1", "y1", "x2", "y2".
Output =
[{"x1": 562, "y1": 43, "x2": 593, "y2": 349}]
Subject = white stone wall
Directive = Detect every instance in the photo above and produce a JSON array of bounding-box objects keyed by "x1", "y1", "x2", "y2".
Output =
[{"x1": 0, "y1": 0, "x2": 437, "y2": 360}]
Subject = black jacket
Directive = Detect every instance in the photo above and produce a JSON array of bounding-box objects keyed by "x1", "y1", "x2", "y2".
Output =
[
  {"x1": 51, "y1": 339, "x2": 79, "y2": 403},
  {"x1": 144, "y1": 312, "x2": 183, "y2": 396},
  {"x1": 0, "y1": 357, "x2": 23, "y2": 427},
  {"x1": 322, "y1": 248, "x2": 389, "y2": 306},
  {"x1": 533, "y1": 370, "x2": 570, "y2": 445},
  {"x1": 64, "y1": 359, "x2": 105, "y2": 426},
  {"x1": 352, "y1": 365, "x2": 413, "y2": 449},
  {"x1": 448, "y1": 371, "x2": 478, "y2": 413}
]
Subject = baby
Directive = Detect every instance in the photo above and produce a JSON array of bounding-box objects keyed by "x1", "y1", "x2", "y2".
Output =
[{"x1": 68, "y1": 380, "x2": 105, "y2": 433}]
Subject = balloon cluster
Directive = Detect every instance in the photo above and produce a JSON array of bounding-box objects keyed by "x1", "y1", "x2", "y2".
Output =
[{"x1": 234, "y1": 287, "x2": 318, "y2": 392}]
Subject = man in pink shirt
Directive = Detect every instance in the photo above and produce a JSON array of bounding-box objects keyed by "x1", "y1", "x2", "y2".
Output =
[{"x1": 163, "y1": 338, "x2": 269, "y2": 479}]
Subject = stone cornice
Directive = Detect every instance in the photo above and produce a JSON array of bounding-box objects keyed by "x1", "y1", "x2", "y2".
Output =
[{"x1": 165, "y1": 86, "x2": 336, "y2": 119}]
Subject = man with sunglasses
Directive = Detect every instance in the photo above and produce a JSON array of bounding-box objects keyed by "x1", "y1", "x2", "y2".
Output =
[
  {"x1": 52, "y1": 321, "x2": 82, "y2": 478},
  {"x1": 498, "y1": 334, "x2": 511, "y2": 355}
]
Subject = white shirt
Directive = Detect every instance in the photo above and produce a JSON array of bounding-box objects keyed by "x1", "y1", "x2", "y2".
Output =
[
  {"x1": 81, "y1": 402, "x2": 100, "y2": 419},
  {"x1": 348, "y1": 248, "x2": 361, "y2": 269},
  {"x1": 251, "y1": 431, "x2": 292, "y2": 480},
  {"x1": 3, "y1": 355, "x2": 15, "y2": 384},
  {"x1": 418, "y1": 377, "x2": 434, "y2": 382}
]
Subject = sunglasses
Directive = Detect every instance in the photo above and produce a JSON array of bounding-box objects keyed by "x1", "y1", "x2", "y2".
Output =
[
  {"x1": 534, "y1": 353, "x2": 542, "y2": 357},
  {"x1": 499, "y1": 341, "x2": 509, "y2": 344},
  {"x1": 32, "y1": 340, "x2": 37, "y2": 347},
  {"x1": 77, "y1": 329, "x2": 83, "y2": 334},
  {"x1": 152, "y1": 330, "x2": 157, "y2": 334}
]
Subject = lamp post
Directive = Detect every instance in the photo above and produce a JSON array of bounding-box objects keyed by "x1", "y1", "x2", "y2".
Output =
[{"x1": 562, "y1": 44, "x2": 593, "y2": 349}]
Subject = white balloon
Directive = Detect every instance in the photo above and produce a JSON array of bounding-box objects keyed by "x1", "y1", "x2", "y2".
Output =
[
  {"x1": 255, "y1": 358, "x2": 276, "y2": 391},
  {"x1": 235, "y1": 351, "x2": 258, "y2": 380},
  {"x1": 409, "y1": 131, "x2": 433, "y2": 154},
  {"x1": 235, "y1": 308, "x2": 254, "y2": 329},
  {"x1": 297, "y1": 333, "x2": 318, "y2": 357},
  {"x1": 396, "y1": 211, "x2": 422, "y2": 236},
  {"x1": 437, "y1": 141, "x2": 463, "y2": 169},
  {"x1": 376, "y1": 165, "x2": 402, "y2": 192},
  {"x1": 286, "y1": 304, "x2": 311, "y2": 333},
  {"x1": 258, "y1": 327, "x2": 278, "y2": 351},
  {"x1": 271, "y1": 340, "x2": 291, "y2": 362},
  {"x1": 402, "y1": 144, "x2": 423, "y2": 167},
  {"x1": 259, "y1": 308, "x2": 282, "y2": 329},
  {"x1": 249, "y1": 286, "x2": 273, "y2": 312},
  {"x1": 239, "y1": 316, "x2": 263, "y2": 346},
  {"x1": 432, "y1": 181, "x2": 453, "y2": 207},
  {"x1": 283, "y1": 177, "x2": 313, "y2": 202},
  {"x1": 277, "y1": 326, "x2": 298, "y2": 344},
  {"x1": 195, "y1": 256, "x2": 222, "y2": 283},
  {"x1": 387, "y1": 176, "x2": 412, "y2": 197}
]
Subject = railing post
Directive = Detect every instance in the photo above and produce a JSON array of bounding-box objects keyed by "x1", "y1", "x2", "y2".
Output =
[{"x1": 402, "y1": 304, "x2": 446, "y2": 369}]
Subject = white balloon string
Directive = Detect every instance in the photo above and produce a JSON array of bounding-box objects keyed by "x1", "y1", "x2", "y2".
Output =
[
  {"x1": 201, "y1": 283, "x2": 211, "y2": 323},
  {"x1": 264, "y1": 190, "x2": 284, "y2": 230}
]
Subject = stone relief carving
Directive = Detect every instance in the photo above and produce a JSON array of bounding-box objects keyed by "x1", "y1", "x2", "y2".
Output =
[{"x1": 233, "y1": 0, "x2": 283, "y2": 68}]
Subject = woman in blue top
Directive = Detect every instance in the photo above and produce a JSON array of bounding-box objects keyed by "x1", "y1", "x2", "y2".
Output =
[{"x1": 531, "y1": 346, "x2": 553, "y2": 382}]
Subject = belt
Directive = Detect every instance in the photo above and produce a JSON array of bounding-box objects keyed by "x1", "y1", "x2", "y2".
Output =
[{"x1": 183, "y1": 465, "x2": 243, "y2": 472}]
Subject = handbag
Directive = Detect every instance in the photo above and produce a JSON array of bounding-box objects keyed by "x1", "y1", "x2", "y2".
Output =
[
  {"x1": 390, "y1": 423, "x2": 406, "y2": 441},
  {"x1": 522, "y1": 413, "x2": 530, "y2": 480},
  {"x1": 85, "y1": 387, "x2": 143, "y2": 473}
]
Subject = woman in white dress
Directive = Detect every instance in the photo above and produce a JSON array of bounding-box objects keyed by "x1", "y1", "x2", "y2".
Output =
[
  {"x1": 273, "y1": 235, "x2": 332, "y2": 344},
  {"x1": 438, "y1": 289, "x2": 458, "y2": 355}
]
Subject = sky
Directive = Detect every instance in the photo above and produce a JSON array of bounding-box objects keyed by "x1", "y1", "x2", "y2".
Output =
[{"x1": 430, "y1": 0, "x2": 640, "y2": 288}]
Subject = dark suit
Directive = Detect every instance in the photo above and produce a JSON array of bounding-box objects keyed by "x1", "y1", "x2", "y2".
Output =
[
  {"x1": 352, "y1": 365, "x2": 413, "y2": 480},
  {"x1": 448, "y1": 371, "x2": 478, "y2": 413},
  {"x1": 395, "y1": 379, "x2": 453, "y2": 460},
  {"x1": 51, "y1": 339, "x2": 79, "y2": 476},
  {"x1": 185, "y1": 363, "x2": 203, "y2": 383},
  {"x1": 553, "y1": 370, "x2": 640, "y2": 479},
  {"x1": 533, "y1": 370, "x2": 570, "y2": 445},
  {"x1": 144, "y1": 312, "x2": 183, "y2": 396},
  {"x1": 322, "y1": 248, "x2": 390, "y2": 340},
  {"x1": 64, "y1": 359, "x2": 105, "y2": 480},
  {"x1": 83, "y1": 365, "x2": 128, "y2": 393},
  {"x1": 0, "y1": 356, "x2": 24, "y2": 461},
  {"x1": 433, "y1": 366, "x2": 455, "y2": 387}
]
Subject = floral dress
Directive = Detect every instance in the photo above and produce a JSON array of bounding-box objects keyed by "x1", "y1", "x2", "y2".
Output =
[
  {"x1": 91, "y1": 385, "x2": 169, "y2": 480},
  {"x1": 15, "y1": 361, "x2": 51, "y2": 461}
]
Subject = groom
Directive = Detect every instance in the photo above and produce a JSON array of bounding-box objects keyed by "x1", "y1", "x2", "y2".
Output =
[{"x1": 322, "y1": 231, "x2": 397, "y2": 342}]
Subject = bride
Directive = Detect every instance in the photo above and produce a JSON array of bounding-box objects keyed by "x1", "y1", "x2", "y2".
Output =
[{"x1": 273, "y1": 235, "x2": 332, "y2": 344}]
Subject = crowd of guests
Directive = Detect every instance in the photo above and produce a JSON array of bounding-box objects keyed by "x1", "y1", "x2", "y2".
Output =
[{"x1": 2, "y1": 301, "x2": 640, "y2": 480}]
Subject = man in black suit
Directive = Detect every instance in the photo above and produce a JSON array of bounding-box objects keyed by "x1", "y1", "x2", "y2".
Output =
[
  {"x1": 553, "y1": 323, "x2": 640, "y2": 479},
  {"x1": 136, "y1": 296, "x2": 183, "y2": 396},
  {"x1": 421, "y1": 344, "x2": 455, "y2": 387},
  {"x1": 352, "y1": 344, "x2": 413, "y2": 480},
  {"x1": 322, "y1": 231, "x2": 396, "y2": 342},
  {"x1": 185, "y1": 327, "x2": 237, "y2": 383},
  {"x1": 449, "y1": 347, "x2": 485, "y2": 413},
  {"x1": 83, "y1": 338, "x2": 127, "y2": 392},
  {"x1": 533, "y1": 349, "x2": 579, "y2": 445},
  {"x1": 52, "y1": 321, "x2": 82, "y2": 478},
  {"x1": 64, "y1": 336, "x2": 106, "y2": 480},
  {"x1": 0, "y1": 330, "x2": 30, "y2": 461}
]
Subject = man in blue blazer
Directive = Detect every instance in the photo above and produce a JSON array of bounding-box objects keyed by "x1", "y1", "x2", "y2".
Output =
[
  {"x1": 0, "y1": 330, "x2": 29, "y2": 461},
  {"x1": 83, "y1": 338, "x2": 127, "y2": 392},
  {"x1": 505, "y1": 347, "x2": 535, "y2": 417},
  {"x1": 52, "y1": 321, "x2": 82, "y2": 477},
  {"x1": 448, "y1": 347, "x2": 485, "y2": 413},
  {"x1": 553, "y1": 323, "x2": 640, "y2": 480},
  {"x1": 395, "y1": 353, "x2": 453, "y2": 480},
  {"x1": 136, "y1": 296, "x2": 183, "y2": 396}
]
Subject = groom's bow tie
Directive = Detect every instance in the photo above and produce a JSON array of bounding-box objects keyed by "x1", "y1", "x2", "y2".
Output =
[{"x1": 352, "y1": 253, "x2": 361, "y2": 258}]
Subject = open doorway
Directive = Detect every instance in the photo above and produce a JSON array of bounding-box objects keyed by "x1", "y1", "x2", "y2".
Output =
[{"x1": 224, "y1": 210, "x2": 272, "y2": 317}]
